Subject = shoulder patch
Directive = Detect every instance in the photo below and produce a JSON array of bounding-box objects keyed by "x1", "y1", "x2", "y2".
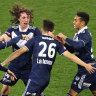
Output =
[
  {"x1": 12, "y1": 25, "x2": 19, "y2": 29},
  {"x1": 29, "y1": 26, "x2": 36, "y2": 30}
]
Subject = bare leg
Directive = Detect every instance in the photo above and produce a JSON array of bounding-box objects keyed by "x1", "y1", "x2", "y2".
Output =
[
  {"x1": 1, "y1": 84, "x2": 11, "y2": 95},
  {"x1": 68, "y1": 88, "x2": 78, "y2": 96},
  {"x1": 91, "y1": 90, "x2": 96, "y2": 96}
]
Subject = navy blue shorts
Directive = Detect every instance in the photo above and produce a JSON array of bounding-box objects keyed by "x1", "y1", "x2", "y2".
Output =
[
  {"x1": 71, "y1": 64, "x2": 96, "y2": 93},
  {"x1": 1, "y1": 68, "x2": 31, "y2": 86},
  {"x1": 22, "y1": 77, "x2": 49, "y2": 96}
]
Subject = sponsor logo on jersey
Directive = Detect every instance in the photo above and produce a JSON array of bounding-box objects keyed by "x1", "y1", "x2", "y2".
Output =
[
  {"x1": 42, "y1": 37, "x2": 54, "y2": 40},
  {"x1": 37, "y1": 58, "x2": 53, "y2": 65},
  {"x1": 83, "y1": 82, "x2": 91, "y2": 87}
]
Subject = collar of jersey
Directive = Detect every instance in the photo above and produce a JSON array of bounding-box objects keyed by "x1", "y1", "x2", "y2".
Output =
[
  {"x1": 77, "y1": 26, "x2": 88, "y2": 34},
  {"x1": 19, "y1": 25, "x2": 29, "y2": 32}
]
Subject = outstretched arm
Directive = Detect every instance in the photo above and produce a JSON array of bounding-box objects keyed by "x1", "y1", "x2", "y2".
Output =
[
  {"x1": 0, "y1": 35, "x2": 30, "y2": 50},
  {"x1": 6, "y1": 34, "x2": 30, "y2": 47},
  {"x1": 0, "y1": 34, "x2": 11, "y2": 41},
  {"x1": 63, "y1": 51, "x2": 96, "y2": 74},
  {"x1": 1, "y1": 46, "x2": 28, "y2": 66},
  {"x1": 0, "y1": 63, "x2": 17, "y2": 80},
  {"x1": 57, "y1": 33, "x2": 85, "y2": 49}
]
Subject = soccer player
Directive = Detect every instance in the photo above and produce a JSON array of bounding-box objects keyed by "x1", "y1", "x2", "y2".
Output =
[
  {"x1": 57, "y1": 12, "x2": 96, "y2": 96},
  {"x1": 1, "y1": 19, "x2": 96, "y2": 96},
  {"x1": 0, "y1": 35, "x2": 28, "y2": 81},
  {"x1": 0, "y1": 3, "x2": 41, "y2": 96}
]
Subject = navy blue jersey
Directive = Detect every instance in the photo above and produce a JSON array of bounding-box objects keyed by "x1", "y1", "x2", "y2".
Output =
[
  {"x1": 65, "y1": 26, "x2": 95, "y2": 69},
  {"x1": 5, "y1": 25, "x2": 41, "y2": 70},
  {"x1": 25, "y1": 35, "x2": 66, "y2": 85}
]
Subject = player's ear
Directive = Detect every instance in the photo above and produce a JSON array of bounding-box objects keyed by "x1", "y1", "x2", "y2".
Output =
[
  {"x1": 52, "y1": 30, "x2": 55, "y2": 34},
  {"x1": 81, "y1": 21, "x2": 85, "y2": 26},
  {"x1": 18, "y1": 18, "x2": 20, "y2": 22}
]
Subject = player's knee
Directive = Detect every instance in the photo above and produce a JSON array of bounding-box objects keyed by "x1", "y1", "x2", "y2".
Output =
[
  {"x1": 1, "y1": 86, "x2": 10, "y2": 95},
  {"x1": 92, "y1": 91, "x2": 96, "y2": 96},
  {"x1": 93, "y1": 93, "x2": 96, "y2": 96},
  {"x1": 67, "y1": 93, "x2": 72, "y2": 96},
  {"x1": 1, "y1": 89, "x2": 8, "y2": 95}
]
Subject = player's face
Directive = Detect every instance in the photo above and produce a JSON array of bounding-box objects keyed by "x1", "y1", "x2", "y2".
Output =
[
  {"x1": 18, "y1": 12, "x2": 30, "y2": 30},
  {"x1": 73, "y1": 16, "x2": 82, "y2": 30}
]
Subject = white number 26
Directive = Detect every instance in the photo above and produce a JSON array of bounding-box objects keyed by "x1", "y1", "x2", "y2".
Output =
[{"x1": 38, "y1": 41, "x2": 56, "y2": 58}]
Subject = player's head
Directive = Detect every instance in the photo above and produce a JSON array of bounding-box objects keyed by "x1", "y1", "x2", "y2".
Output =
[
  {"x1": 73, "y1": 11, "x2": 89, "y2": 30},
  {"x1": 77, "y1": 12, "x2": 89, "y2": 25},
  {"x1": 9, "y1": 3, "x2": 34, "y2": 25},
  {"x1": 42, "y1": 19, "x2": 55, "y2": 32},
  {"x1": 41, "y1": 19, "x2": 55, "y2": 37}
]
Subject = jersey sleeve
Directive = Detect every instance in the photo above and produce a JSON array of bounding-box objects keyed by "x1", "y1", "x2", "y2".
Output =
[
  {"x1": 0, "y1": 64, "x2": 8, "y2": 72},
  {"x1": 0, "y1": 41, "x2": 6, "y2": 49},
  {"x1": 0, "y1": 35, "x2": 22, "y2": 49},
  {"x1": 6, "y1": 35, "x2": 22, "y2": 47},
  {"x1": 65, "y1": 38, "x2": 84, "y2": 49},
  {"x1": 25, "y1": 38, "x2": 35, "y2": 51},
  {"x1": 64, "y1": 43, "x2": 75, "y2": 53},
  {"x1": 5, "y1": 27, "x2": 12, "y2": 37},
  {"x1": 34, "y1": 28, "x2": 42, "y2": 36},
  {"x1": 57, "y1": 42, "x2": 67, "y2": 55}
]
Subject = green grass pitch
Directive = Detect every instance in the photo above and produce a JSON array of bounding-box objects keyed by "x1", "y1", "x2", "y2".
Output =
[{"x1": 0, "y1": 0, "x2": 96, "y2": 95}]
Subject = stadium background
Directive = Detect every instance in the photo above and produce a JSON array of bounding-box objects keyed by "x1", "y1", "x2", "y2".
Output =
[{"x1": 0, "y1": 0, "x2": 96, "y2": 95}]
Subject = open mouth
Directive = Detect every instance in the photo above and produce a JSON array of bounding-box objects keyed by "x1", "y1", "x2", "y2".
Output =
[{"x1": 24, "y1": 23, "x2": 28, "y2": 25}]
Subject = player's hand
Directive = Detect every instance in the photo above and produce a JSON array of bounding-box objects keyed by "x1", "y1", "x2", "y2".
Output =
[
  {"x1": 85, "y1": 63, "x2": 96, "y2": 74},
  {"x1": 7, "y1": 69, "x2": 17, "y2": 81},
  {"x1": 48, "y1": 31, "x2": 55, "y2": 38},
  {"x1": 54, "y1": 36, "x2": 65, "y2": 44},
  {"x1": 57, "y1": 33, "x2": 67, "y2": 40},
  {"x1": 22, "y1": 35, "x2": 31, "y2": 41}
]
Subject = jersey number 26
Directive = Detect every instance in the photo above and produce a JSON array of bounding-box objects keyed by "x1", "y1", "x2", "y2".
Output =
[{"x1": 38, "y1": 41, "x2": 56, "y2": 58}]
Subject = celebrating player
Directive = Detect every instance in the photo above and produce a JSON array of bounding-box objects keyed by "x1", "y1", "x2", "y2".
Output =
[
  {"x1": 1, "y1": 19, "x2": 96, "y2": 96},
  {"x1": 0, "y1": 3, "x2": 42, "y2": 96},
  {"x1": 0, "y1": 34, "x2": 29, "y2": 81},
  {"x1": 57, "y1": 12, "x2": 96, "y2": 96}
]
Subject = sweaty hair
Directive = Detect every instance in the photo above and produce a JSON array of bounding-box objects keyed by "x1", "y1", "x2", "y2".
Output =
[
  {"x1": 9, "y1": 3, "x2": 34, "y2": 24},
  {"x1": 77, "y1": 12, "x2": 89, "y2": 25},
  {"x1": 43, "y1": 19, "x2": 55, "y2": 32}
]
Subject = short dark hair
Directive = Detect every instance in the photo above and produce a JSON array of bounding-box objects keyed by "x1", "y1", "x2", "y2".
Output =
[
  {"x1": 43, "y1": 19, "x2": 55, "y2": 32},
  {"x1": 77, "y1": 12, "x2": 89, "y2": 25}
]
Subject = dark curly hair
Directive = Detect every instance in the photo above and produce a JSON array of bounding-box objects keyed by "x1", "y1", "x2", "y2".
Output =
[{"x1": 9, "y1": 3, "x2": 34, "y2": 25}]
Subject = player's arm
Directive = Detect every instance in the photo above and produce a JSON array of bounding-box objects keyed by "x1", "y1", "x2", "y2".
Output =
[
  {"x1": 64, "y1": 43, "x2": 75, "y2": 53},
  {"x1": 6, "y1": 35, "x2": 29, "y2": 47},
  {"x1": 0, "y1": 34, "x2": 11, "y2": 41},
  {"x1": 62, "y1": 51, "x2": 96, "y2": 74},
  {"x1": 1, "y1": 46, "x2": 28, "y2": 66},
  {"x1": 55, "y1": 35, "x2": 75, "y2": 53},
  {"x1": 57, "y1": 33, "x2": 85, "y2": 49},
  {"x1": 0, "y1": 35, "x2": 29, "y2": 49},
  {"x1": 0, "y1": 63, "x2": 17, "y2": 80}
]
